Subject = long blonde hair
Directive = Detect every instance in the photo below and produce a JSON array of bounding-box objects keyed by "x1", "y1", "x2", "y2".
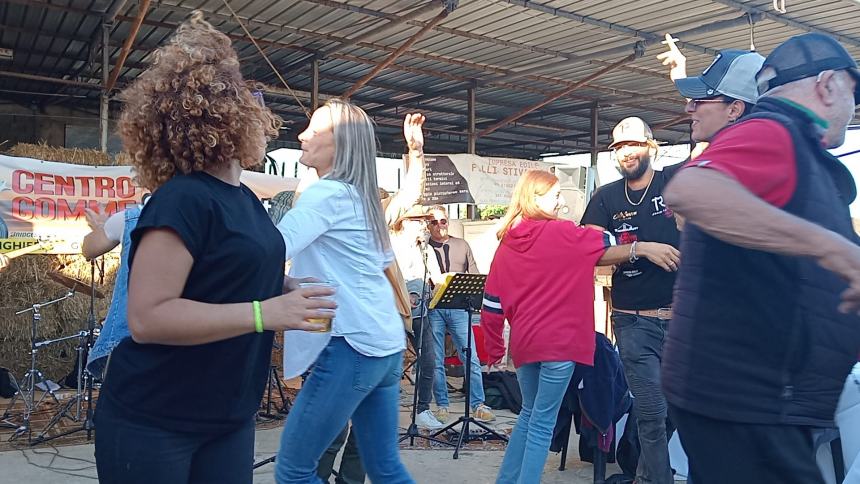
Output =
[
  {"x1": 324, "y1": 98, "x2": 390, "y2": 251},
  {"x1": 496, "y1": 169, "x2": 559, "y2": 240}
]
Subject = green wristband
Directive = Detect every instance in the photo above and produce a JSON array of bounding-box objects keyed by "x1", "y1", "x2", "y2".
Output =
[{"x1": 252, "y1": 301, "x2": 264, "y2": 333}]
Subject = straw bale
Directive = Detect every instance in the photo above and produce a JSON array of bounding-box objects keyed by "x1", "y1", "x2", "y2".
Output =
[
  {"x1": 0, "y1": 254, "x2": 120, "y2": 381},
  {"x1": 6, "y1": 142, "x2": 131, "y2": 166},
  {"x1": 0, "y1": 143, "x2": 128, "y2": 381}
]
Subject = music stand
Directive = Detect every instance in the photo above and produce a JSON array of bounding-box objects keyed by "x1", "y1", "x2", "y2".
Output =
[{"x1": 429, "y1": 273, "x2": 508, "y2": 459}]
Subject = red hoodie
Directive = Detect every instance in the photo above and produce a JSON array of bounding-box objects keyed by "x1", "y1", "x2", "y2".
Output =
[{"x1": 481, "y1": 218, "x2": 612, "y2": 368}]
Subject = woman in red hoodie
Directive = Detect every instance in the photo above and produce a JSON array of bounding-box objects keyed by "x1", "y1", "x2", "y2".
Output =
[{"x1": 482, "y1": 169, "x2": 675, "y2": 484}]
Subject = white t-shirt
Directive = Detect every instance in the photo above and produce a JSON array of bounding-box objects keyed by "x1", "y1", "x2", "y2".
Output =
[
  {"x1": 277, "y1": 179, "x2": 405, "y2": 378},
  {"x1": 103, "y1": 211, "x2": 125, "y2": 243}
]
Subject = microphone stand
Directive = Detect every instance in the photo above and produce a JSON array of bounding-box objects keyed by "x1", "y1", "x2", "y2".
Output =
[{"x1": 399, "y1": 230, "x2": 453, "y2": 447}]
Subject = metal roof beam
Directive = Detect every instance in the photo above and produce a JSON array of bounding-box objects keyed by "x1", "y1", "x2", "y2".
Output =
[
  {"x1": 342, "y1": 7, "x2": 449, "y2": 99},
  {"x1": 300, "y1": 0, "x2": 672, "y2": 82},
  {"x1": 479, "y1": 53, "x2": 636, "y2": 137},
  {"x1": 0, "y1": 46, "x2": 148, "y2": 71},
  {"x1": 710, "y1": 0, "x2": 860, "y2": 49},
  {"x1": 496, "y1": 13, "x2": 759, "y2": 84},
  {"x1": 0, "y1": 69, "x2": 101, "y2": 89},
  {"x1": 105, "y1": 0, "x2": 150, "y2": 93},
  {"x1": 281, "y1": 1, "x2": 444, "y2": 72},
  {"x1": 499, "y1": 0, "x2": 716, "y2": 55},
  {"x1": 133, "y1": 1, "x2": 679, "y2": 107}
]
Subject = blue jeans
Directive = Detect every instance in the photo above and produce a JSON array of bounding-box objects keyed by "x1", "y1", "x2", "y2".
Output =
[
  {"x1": 497, "y1": 361, "x2": 575, "y2": 484},
  {"x1": 275, "y1": 337, "x2": 414, "y2": 484},
  {"x1": 612, "y1": 312, "x2": 675, "y2": 484},
  {"x1": 430, "y1": 308, "x2": 485, "y2": 408}
]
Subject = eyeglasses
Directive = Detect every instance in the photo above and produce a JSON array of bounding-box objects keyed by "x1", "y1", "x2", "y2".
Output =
[
  {"x1": 685, "y1": 98, "x2": 729, "y2": 110},
  {"x1": 430, "y1": 219, "x2": 448, "y2": 226}
]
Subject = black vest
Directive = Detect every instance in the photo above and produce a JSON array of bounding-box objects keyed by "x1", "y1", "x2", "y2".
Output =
[{"x1": 663, "y1": 98, "x2": 860, "y2": 426}]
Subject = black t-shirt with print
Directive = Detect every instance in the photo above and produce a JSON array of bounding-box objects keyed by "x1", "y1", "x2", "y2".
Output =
[
  {"x1": 98, "y1": 171, "x2": 285, "y2": 432},
  {"x1": 580, "y1": 164, "x2": 683, "y2": 310}
]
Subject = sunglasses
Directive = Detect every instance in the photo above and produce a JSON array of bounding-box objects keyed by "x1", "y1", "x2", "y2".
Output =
[
  {"x1": 430, "y1": 219, "x2": 448, "y2": 226},
  {"x1": 685, "y1": 98, "x2": 729, "y2": 110}
]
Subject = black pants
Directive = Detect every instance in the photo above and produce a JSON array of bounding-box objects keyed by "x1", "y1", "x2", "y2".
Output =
[
  {"x1": 612, "y1": 312, "x2": 674, "y2": 484},
  {"x1": 317, "y1": 424, "x2": 365, "y2": 484},
  {"x1": 94, "y1": 397, "x2": 255, "y2": 484},
  {"x1": 669, "y1": 404, "x2": 825, "y2": 484},
  {"x1": 408, "y1": 315, "x2": 436, "y2": 414}
]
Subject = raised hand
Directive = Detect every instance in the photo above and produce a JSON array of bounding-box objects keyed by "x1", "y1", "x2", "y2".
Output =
[
  {"x1": 84, "y1": 207, "x2": 109, "y2": 231},
  {"x1": 403, "y1": 113, "x2": 426, "y2": 152},
  {"x1": 656, "y1": 33, "x2": 687, "y2": 81}
]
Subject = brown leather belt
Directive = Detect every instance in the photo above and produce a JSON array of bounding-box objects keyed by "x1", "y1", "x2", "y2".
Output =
[{"x1": 614, "y1": 308, "x2": 673, "y2": 320}]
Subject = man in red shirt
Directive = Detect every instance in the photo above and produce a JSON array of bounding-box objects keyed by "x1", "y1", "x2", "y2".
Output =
[{"x1": 664, "y1": 33, "x2": 860, "y2": 483}]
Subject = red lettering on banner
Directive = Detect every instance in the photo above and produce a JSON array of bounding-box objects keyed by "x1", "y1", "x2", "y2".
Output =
[
  {"x1": 34, "y1": 197, "x2": 54, "y2": 218},
  {"x1": 54, "y1": 175, "x2": 77, "y2": 196},
  {"x1": 12, "y1": 170, "x2": 33, "y2": 194},
  {"x1": 94, "y1": 177, "x2": 116, "y2": 198},
  {"x1": 74, "y1": 176, "x2": 92, "y2": 196},
  {"x1": 12, "y1": 197, "x2": 34, "y2": 219},
  {"x1": 116, "y1": 177, "x2": 135, "y2": 198},
  {"x1": 8, "y1": 171, "x2": 138, "y2": 199},
  {"x1": 34, "y1": 173, "x2": 53, "y2": 194},
  {"x1": 56, "y1": 199, "x2": 99, "y2": 220}
]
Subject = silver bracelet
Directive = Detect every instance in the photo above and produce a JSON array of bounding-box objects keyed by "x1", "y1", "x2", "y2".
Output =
[{"x1": 629, "y1": 240, "x2": 639, "y2": 264}]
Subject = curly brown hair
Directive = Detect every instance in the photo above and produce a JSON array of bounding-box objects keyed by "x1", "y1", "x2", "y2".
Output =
[{"x1": 118, "y1": 11, "x2": 282, "y2": 190}]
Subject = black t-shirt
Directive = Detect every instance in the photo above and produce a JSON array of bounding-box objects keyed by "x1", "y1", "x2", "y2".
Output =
[
  {"x1": 580, "y1": 164, "x2": 682, "y2": 310},
  {"x1": 99, "y1": 172, "x2": 285, "y2": 432}
]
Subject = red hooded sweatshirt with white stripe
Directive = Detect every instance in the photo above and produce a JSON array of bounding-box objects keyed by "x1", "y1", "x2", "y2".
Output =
[{"x1": 481, "y1": 218, "x2": 611, "y2": 368}]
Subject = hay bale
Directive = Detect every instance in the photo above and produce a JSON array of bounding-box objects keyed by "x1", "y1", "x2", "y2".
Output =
[
  {"x1": 1, "y1": 142, "x2": 127, "y2": 381},
  {"x1": 0, "y1": 254, "x2": 120, "y2": 381},
  {"x1": 6, "y1": 142, "x2": 131, "y2": 166}
]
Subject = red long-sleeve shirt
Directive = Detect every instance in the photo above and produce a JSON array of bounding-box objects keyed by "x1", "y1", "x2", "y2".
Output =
[{"x1": 481, "y1": 218, "x2": 612, "y2": 368}]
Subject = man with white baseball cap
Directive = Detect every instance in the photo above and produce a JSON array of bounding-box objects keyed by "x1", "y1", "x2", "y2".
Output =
[{"x1": 582, "y1": 117, "x2": 683, "y2": 484}]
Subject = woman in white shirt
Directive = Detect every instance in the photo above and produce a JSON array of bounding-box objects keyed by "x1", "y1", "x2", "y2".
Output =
[{"x1": 275, "y1": 99, "x2": 414, "y2": 483}]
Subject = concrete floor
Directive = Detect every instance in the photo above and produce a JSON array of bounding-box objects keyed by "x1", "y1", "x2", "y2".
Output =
[
  {"x1": 0, "y1": 379, "x2": 637, "y2": 484},
  {"x1": 0, "y1": 427, "x2": 617, "y2": 484}
]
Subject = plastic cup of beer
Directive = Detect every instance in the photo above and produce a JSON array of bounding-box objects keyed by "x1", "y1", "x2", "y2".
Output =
[{"x1": 299, "y1": 281, "x2": 336, "y2": 332}]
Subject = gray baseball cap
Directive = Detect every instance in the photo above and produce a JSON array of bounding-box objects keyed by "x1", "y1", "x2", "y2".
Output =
[{"x1": 675, "y1": 49, "x2": 765, "y2": 104}]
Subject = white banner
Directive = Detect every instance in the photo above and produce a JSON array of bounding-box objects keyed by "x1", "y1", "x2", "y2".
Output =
[
  {"x1": 422, "y1": 154, "x2": 551, "y2": 205},
  {"x1": 0, "y1": 154, "x2": 298, "y2": 254}
]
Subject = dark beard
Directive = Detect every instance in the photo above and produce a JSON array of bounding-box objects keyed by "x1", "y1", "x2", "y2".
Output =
[{"x1": 619, "y1": 155, "x2": 651, "y2": 181}]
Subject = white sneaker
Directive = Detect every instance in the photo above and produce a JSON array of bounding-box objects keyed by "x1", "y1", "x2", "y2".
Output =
[{"x1": 415, "y1": 409, "x2": 445, "y2": 430}]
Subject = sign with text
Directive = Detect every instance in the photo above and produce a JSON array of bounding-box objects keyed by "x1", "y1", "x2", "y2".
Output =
[
  {"x1": 0, "y1": 155, "x2": 298, "y2": 254},
  {"x1": 422, "y1": 154, "x2": 551, "y2": 205}
]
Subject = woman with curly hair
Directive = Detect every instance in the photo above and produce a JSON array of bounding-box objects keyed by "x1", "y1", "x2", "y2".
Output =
[
  {"x1": 93, "y1": 12, "x2": 336, "y2": 484},
  {"x1": 273, "y1": 99, "x2": 414, "y2": 483}
]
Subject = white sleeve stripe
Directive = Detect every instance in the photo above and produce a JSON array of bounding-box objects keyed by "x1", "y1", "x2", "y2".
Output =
[
  {"x1": 482, "y1": 298, "x2": 502, "y2": 310},
  {"x1": 603, "y1": 230, "x2": 616, "y2": 247}
]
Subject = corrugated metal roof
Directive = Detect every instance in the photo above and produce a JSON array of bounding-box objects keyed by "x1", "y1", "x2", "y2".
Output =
[{"x1": 1, "y1": 0, "x2": 859, "y2": 157}]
